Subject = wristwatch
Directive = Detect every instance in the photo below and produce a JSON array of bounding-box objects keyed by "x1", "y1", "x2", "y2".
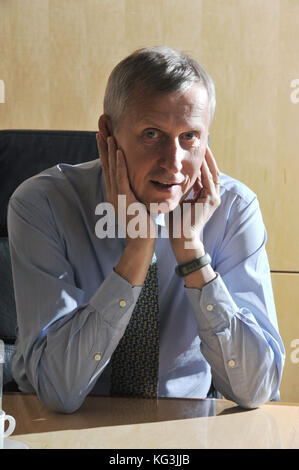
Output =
[{"x1": 175, "y1": 253, "x2": 211, "y2": 277}]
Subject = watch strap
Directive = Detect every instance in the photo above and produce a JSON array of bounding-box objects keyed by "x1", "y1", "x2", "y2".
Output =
[{"x1": 175, "y1": 253, "x2": 211, "y2": 277}]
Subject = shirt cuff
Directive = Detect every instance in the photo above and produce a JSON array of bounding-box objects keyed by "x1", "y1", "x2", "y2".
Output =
[
  {"x1": 89, "y1": 269, "x2": 142, "y2": 327},
  {"x1": 185, "y1": 273, "x2": 238, "y2": 332}
]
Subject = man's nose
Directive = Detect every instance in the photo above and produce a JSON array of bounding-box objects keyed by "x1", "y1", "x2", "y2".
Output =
[{"x1": 159, "y1": 140, "x2": 184, "y2": 173}]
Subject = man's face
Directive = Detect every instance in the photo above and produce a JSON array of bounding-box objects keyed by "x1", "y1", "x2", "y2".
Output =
[{"x1": 114, "y1": 82, "x2": 210, "y2": 213}]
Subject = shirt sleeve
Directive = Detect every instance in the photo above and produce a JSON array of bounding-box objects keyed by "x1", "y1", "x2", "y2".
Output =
[
  {"x1": 8, "y1": 187, "x2": 142, "y2": 414},
  {"x1": 185, "y1": 194, "x2": 285, "y2": 408}
]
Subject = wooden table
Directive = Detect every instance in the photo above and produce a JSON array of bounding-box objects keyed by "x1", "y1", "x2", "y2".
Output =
[{"x1": 2, "y1": 393, "x2": 299, "y2": 449}]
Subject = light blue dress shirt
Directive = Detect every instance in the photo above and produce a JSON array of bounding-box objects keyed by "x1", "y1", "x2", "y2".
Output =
[{"x1": 7, "y1": 159, "x2": 285, "y2": 413}]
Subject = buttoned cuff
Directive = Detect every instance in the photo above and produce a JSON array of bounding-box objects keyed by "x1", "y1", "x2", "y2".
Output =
[
  {"x1": 89, "y1": 269, "x2": 142, "y2": 327},
  {"x1": 185, "y1": 273, "x2": 238, "y2": 332}
]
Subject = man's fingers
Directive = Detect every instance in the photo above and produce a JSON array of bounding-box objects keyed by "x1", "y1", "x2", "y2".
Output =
[
  {"x1": 200, "y1": 157, "x2": 212, "y2": 186},
  {"x1": 182, "y1": 178, "x2": 203, "y2": 204},
  {"x1": 200, "y1": 158, "x2": 218, "y2": 199},
  {"x1": 199, "y1": 147, "x2": 221, "y2": 198},
  {"x1": 97, "y1": 134, "x2": 134, "y2": 204},
  {"x1": 96, "y1": 133, "x2": 108, "y2": 171},
  {"x1": 97, "y1": 133, "x2": 111, "y2": 186},
  {"x1": 107, "y1": 136, "x2": 117, "y2": 187},
  {"x1": 116, "y1": 149, "x2": 134, "y2": 199},
  {"x1": 205, "y1": 146, "x2": 221, "y2": 185}
]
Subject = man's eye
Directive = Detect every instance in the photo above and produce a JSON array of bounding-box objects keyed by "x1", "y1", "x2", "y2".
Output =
[
  {"x1": 181, "y1": 132, "x2": 197, "y2": 141},
  {"x1": 144, "y1": 129, "x2": 159, "y2": 139}
]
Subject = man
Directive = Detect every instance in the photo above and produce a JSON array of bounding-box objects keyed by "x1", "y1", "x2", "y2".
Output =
[{"x1": 8, "y1": 47, "x2": 285, "y2": 413}]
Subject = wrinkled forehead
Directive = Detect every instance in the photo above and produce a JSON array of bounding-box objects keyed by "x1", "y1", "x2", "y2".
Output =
[{"x1": 124, "y1": 82, "x2": 210, "y2": 129}]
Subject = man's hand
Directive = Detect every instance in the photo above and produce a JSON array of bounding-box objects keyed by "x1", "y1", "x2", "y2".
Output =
[
  {"x1": 96, "y1": 132, "x2": 156, "y2": 285},
  {"x1": 168, "y1": 145, "x2": 221, "y2": 265},
  {"x1": 96, "y1": 132, "x2": 157, "y2": 247}
]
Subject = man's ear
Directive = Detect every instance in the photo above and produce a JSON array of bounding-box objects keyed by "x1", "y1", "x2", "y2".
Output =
[{"x1": 98, "y1": 114, "x2": 113, "y2": 141}]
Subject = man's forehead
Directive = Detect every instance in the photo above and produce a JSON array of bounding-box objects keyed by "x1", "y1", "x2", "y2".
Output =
[
  {"x1": 137, "y1": 106, "x2": 207, "y2": 123},
  {"x1": 130, "y1": 83, "x2": 209, "y2": 126}
]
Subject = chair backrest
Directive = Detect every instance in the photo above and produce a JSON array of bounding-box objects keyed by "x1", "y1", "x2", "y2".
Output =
[{"x1": 0, "y1": 129, "x2": 97, "y2": 390}]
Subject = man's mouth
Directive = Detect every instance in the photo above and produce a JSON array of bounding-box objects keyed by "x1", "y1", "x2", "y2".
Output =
[
  {"x1": 150, "y1": 180, "x2": 181, "y2": 194},
  {"x1": 151, "y1": 180, "x2": 176, "y2": 189}
]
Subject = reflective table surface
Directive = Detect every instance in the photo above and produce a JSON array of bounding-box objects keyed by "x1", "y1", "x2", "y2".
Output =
[{"x1": 3, "y1": 393, "x2": 299, "y2": 449}]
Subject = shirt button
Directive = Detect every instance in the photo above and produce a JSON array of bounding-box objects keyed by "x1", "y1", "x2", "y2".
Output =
[
  {"x1": 119, "y1": 300, "x2": 127, "y2": 307},
  {"x1": 94, "y1": 353, "x2": 101, "y2": 361},
  {"x1": 228, "y1": 359, "x2": 236, "y2": 368},
  {"x1": 206, "y1": 304, "x2": 214, "y2": 311}
]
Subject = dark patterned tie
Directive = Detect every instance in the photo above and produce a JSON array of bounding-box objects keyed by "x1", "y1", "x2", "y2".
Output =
[{"x1": 110, "y1": 255, "x2": 159, "y2": 398}]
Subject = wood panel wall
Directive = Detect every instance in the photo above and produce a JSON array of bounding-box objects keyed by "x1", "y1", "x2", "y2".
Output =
[{"x1": 0, "y1": 0, "x2": 298, "y2": 402}]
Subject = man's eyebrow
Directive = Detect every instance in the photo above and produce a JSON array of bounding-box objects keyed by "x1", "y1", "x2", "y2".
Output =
[
  {"x1": 138, "y1": 125, "x2": 204, "y2": 139},
  {"x1": 136, "y1": 117, "x2": 203, "y2": 132}
]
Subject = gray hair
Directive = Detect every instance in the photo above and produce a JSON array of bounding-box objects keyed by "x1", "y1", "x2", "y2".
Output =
[{"x1": 103, "y1": 46, "x2": 216, "y2": 130}]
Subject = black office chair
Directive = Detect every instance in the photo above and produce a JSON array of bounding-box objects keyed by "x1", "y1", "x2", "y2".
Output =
[{"x1": 0, "y1": 129, "x2": 98, "y2": 390}]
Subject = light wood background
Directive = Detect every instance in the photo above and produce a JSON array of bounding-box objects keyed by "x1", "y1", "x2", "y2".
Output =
[{"x1": 0, "y1": 0, "x2": 298, "y2": 403}]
